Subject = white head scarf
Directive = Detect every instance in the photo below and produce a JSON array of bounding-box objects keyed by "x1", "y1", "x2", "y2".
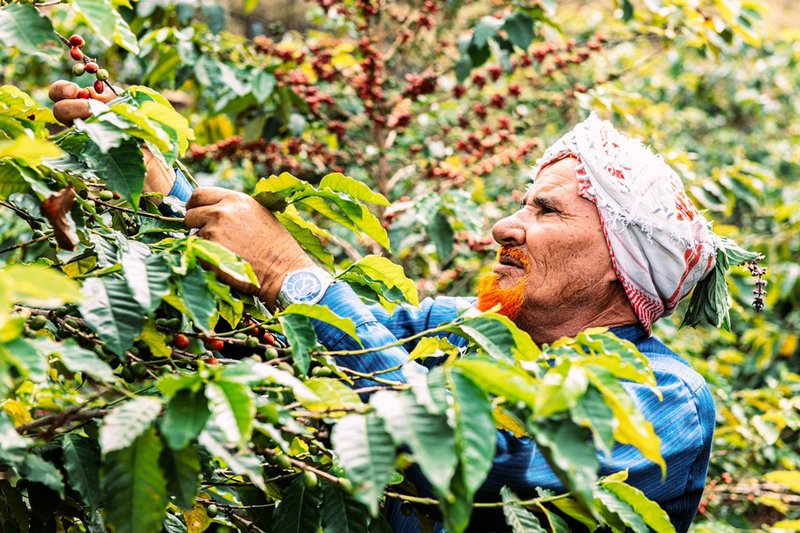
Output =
[{"x1": 531, "y1": 113, "x2": 718, "y2": 330}]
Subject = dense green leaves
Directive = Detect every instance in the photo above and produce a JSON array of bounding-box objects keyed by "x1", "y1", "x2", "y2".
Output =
[
  {"x1": 160, "y1": 387, "x2": 211, "y2": 450},
  {"x1": 0, "y1": 3, "x2": 61, "y2": 61},
  {"x1": 371, "y1": 390, "x2": 457, "y2": 496},
  {"x1": 104, "y1": 428, "x2": 167, "y2": 533},
  {"x1": 501, "y1": 487, "x2": 547, "y2": 533},
  {"x1": 62, "y1": 435, "x2": 102, "y2": 511},
  {"x1": 273, "y1": 476, "x2": 322, "y2": 533},
  {"x1": 84, "y1": 138, "x2": 146, "y2": 209},
  {"x1": 79, "y1": 276, "x2": 145, "y2": 357},
  {"x1": 99, "y1": 397, "x2": 162, "y2": 454},
  {"x1": 331, "y1": 413, "x2": 396, "y2": 516}
]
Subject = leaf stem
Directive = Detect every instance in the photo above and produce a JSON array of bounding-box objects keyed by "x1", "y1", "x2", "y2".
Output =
[
  {"x1": 0, "y1": 232, "x2": 52, "y2": 255},
  {"x1": 313, "y1": 322, "x2": 458, "y2": 357}
]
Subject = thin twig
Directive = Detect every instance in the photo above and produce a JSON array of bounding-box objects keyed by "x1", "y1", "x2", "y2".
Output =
[{"x1": 0, "y1": 233, "x2": 52, "y2": 255}]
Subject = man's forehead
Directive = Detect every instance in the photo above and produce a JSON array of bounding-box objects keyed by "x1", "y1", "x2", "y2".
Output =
[{"x1": 522, "y1": 163, "x2": 577, "y2": 202}]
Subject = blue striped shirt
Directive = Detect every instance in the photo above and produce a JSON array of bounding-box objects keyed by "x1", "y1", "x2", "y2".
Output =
[
  {"x1": 317, "y1": 283, "x2": 714, "y2": 533},
  {"x1": 163, "y1": 173, "x2": 712, "y2": 532}
]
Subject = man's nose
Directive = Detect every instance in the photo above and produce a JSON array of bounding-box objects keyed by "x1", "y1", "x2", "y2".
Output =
[{"x1": 491, "y1": 215, "x2": 526, "y2": 246}]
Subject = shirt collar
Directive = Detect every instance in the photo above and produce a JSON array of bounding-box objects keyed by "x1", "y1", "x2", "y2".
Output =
[{"x1": 609, "y1": 323, "x2": 650, "y2": 344}]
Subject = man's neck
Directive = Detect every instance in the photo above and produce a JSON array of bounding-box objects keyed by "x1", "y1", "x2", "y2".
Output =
[{"x1": 517, "y1": 291, "x2": 639, "y2": 346}]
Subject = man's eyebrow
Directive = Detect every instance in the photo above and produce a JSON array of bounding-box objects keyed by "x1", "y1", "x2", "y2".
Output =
[{"x1": 521, "y1": 194, "x2": 562, "y2": 211}]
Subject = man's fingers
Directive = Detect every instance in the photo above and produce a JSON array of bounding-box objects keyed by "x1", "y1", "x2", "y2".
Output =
[
  {"x1": 49, "y1": 81, "x2": 80, "y2": 103},
  {"x1": 88, "y1": 84, "x2": 118, "y2": 103},
  {"x1": 53, "y1": 99, "x2": 92, "y2": 126},
  {"x1": 186, "y1": 187, "x2": 236, "y2": 210},
  {"x1": 184, "y1": 204, "x2": 217, "y2": 229}
]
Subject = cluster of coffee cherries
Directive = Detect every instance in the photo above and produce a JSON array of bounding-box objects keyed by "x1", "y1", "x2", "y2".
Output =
[{"x1": 66, "y1": 34, "x2": 110, "y2": 97}]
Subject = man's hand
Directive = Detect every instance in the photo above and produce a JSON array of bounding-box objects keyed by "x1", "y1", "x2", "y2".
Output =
[
  {"x1": 48, "y1": 80, "x2": 176, "y2": 199},
  {"x1": 185, "y1": 187, "x2": 314, "y2": 309}
]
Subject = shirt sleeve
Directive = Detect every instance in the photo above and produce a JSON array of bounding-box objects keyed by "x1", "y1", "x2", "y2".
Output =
[
  {"x1": 314, "y1": 283, "x2": 471, "y2": 387},
  {"x1": 156, "y1": 168, "x2": 194, "y2": 217}
]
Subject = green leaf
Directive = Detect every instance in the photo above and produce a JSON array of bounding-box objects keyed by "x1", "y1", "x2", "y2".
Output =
[
  {"x1": 72, "y1": 0, "x2": 116, "y2": 48},
  {"x1": 176, "y1": 265, "x2": 216, "y2": 333},
  {"x1": 321, "y1": 480, "x2": 370, "y2": 533},
  {"x1": 594, "y1": 485, "x2": 648, "y2": 533},
  {"x1": 79, "y1": 276, "x2": 145, "y2": 357},
  {"x1": 584, "y1": 366, "x2": 665, "y2": 475},
  {"x1": 331, "y1": 413, "x2": 396, "y2": 516},
  {"x1": 55, "y1": 339, "x2": 116, "y2": 383},
  {"x1": 85, "y1": 138, "x2": 146, "y2": 209},
  {"x1": 0, "y1": 161, "x2": 30, "y2": 200},
  {"x1": 503, "y1": 12, "x2": 536, "y2": 50},
  {"x1": 501, "y1": 486, "x2": 546, "y2": 533},
  {"x1": 160, "y1": 444, "x2": 200, "y2": 510},
  {"x1": 99, "y1": 397, "x2": 163, "y2": 455},
  {"x1": 454, "y1": 314, "x2": 541, "y2": 362},
  {"x1": 319, "y1": 173, "x2": 390, "y2": 207},
  {"x1": 0, "y1": 479, "x2": 28, "y2": 531},
  {"x1": 371, "y1": 391, "x2": 457, "y2": 497},
  {"x1": 104, "y1": 428, "x2": 168, "y2": 533},
  {"x1": 188, "y1": 237, "x2": 259, "y2": 286},
  {"x1": 273, "y1": 476, "x2": 322, "y2": 533},
  {"x1": 206, "y1": 381, "x2": 255, "y2": 448},
  {"x1": 281, "y1": 303, "x2": 361, "y2": 346},
  {"x1": 62, "y1": 435, "x2": 102, "y2": 511},
  {"x1": 473, "y1": 16, "x2": 503, "y2": 48},
  {"x1": 121, "y1": 245, "x2": 172, "y2": 314},
  {"x1": 19, "y1": 454, "x2": 64, "y2": 497},
  {"x1": 111, "y1": 7, "x2": 139, "y2": 53},
  {"x1": 448, "y1": 370, "x2": 496, "y2": 496},
  {"x1": 427, "y1": 212, "x2": 454, "y2": 262},
  {"x1": 252, "y1": 172, "x2": 311, "y2": 210},
  {"x1": 279, "y1": 313, "x2": 317, "y2": 375},
  {"x1": 0, "y1": 411, "x2": 29, "y2": 464},
  {"x1": 339, "y1": 256, "x2": 419, "y2": 307},
  {"x1": 198, "y1": 420, "x2": 265, "y2": 490},
  {"x1": 455, "y1": 358, "x2": 538, "y2": 405},
  {"x1": 0, "y1": 337, "x2": 47, "y2": 382},
  {"x1": 0, "y1": 3, "x2": 61, "y2": 61},
  {"x1": 602, "y1": 482, "x2": 675, "y2": 533},
  {"x1": 296, "y1": 377, "x2": 363, "y2": 414},
  {"x1": 3, "y1": 263, "x2": 82, "y2": 308},
  {"x1": 276, "y1": 211, "x2": 335, "y2": 268},
  {"x1": 533, "y1": 361, "x2": 588, "y2": 418},
  {"x1": 161, "y1": 387, "x2": 211, "y2": 450},
  {"x1": 528, "y1": 419, "x2": 598, "y2": 515},
  {"x1": 571, "y1": 385, "x2": 615, "y2": 456}
]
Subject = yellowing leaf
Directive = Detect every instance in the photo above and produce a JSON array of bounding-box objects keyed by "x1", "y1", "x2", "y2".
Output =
[
  {"x1": 2, "y1": 264, "x2": 81, "y2": 308},
  {"x1": 296, "y1": 377, "x2": 363, "y2": 415},
  {"x1": 765, "y1": 471, "x2": 800, "y2": 493},
  {"x1": 137, "y1": 317, "x2": 172, "y2": 358},
  {"x1": 0, "y1": 137, "x2": 61, "y2": 165},
  {"x1": 140, "y1": 101, "x2": 195, "y2": 155},
  {"x1": 2, "y1": 399, "x2": 33, "y2": 426}
]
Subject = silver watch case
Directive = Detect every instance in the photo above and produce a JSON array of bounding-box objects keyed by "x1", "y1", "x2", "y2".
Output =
[{"x1": 276, "y1": 267, "x2": 334, "y2": 309}]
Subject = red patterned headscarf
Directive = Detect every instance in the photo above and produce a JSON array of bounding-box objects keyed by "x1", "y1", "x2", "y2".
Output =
[{"x1": 532, "y1": 113, "x2": 727, "y2": 330}]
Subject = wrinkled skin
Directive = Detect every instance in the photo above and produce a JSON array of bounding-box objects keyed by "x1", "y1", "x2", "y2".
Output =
[{"x1": 481, "y1": 157, "x2": 637, "y2": 344}]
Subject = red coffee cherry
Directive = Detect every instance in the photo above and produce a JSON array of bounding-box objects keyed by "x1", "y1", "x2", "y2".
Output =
[
  {"x1": 77, "y1": 89, "x2": 91, "y2": 99},
  {"x1": 173, "y1": 334, "x2": 190, "y2": 349},
  {"x1": 68, "y1": 35, "x2": 85, "y2": 47},
  {"x1": 93, "y1": 80, "x2": 105, "y2": 94},
  {"x1": 84, "y1": 62, "x2": 99, "y2": 74},
  {"x1": 204, "y1": 338, "x2": 225, "y2": 351},
  {"x1": 70, "y1": 47, "x2": 84, "y2": 61},
  {"x1": 262, "y1": 332, "x2": 276, "y2": 346}
]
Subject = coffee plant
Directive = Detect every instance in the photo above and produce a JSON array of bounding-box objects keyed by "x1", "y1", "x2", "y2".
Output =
[{"x1": 0, "y1": 0, "x2": 796, "y2": 531}]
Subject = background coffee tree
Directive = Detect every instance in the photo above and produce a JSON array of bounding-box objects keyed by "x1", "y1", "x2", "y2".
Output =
[{"x1": 0, "y1": 0, "x2": 797, "y2": 531}]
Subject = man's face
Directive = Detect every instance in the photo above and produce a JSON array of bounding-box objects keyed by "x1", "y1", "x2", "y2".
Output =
[{"x1": 477, "y1": 157, "x2": 618, "y2": 330}]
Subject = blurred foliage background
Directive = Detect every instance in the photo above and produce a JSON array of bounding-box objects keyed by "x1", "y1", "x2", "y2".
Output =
[{"x1": 1, "y1": 0, "x2": 798, "y2": 530}]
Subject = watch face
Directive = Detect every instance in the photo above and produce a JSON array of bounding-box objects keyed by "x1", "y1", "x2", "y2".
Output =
[{"x1": 284, "y1": 271, "x2": 323, "y2": 303}]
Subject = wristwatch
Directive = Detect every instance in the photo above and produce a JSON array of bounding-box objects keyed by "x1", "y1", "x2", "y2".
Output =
[{"x1": 276, "y1": 267, "x2": 335, "y2": 309}]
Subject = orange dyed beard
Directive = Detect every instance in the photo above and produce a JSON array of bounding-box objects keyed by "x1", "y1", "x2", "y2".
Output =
[{"x1": 476, "y1": 247, "x2": 529, "y2": 321}]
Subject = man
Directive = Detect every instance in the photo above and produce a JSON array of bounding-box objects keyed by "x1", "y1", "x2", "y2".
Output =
[{"x1": 50, "y1": 80, "x2": 755, "y2": 532}]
